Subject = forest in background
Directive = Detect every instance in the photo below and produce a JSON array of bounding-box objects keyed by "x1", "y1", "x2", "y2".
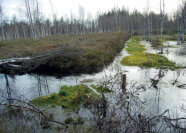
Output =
[{"x1": 0, "y1": 0, "x2": 185, "y2": 41}]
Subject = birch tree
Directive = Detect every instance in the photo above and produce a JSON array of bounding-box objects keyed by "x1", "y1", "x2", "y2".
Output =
[
  {"x1": 24, "y1": 0, "x2": 32, "y2": 38},
  {"x1": 160, "y1": 0, "x2": 165, "y2": 54},
  {"x1": 78, "y1": 5, "x2": 85, "y2": 34},
  {"x1": 181, "y1": 1, "x2": 186, "y2": 43},
  {"x1": 147, "y1": 0, "x2": 152, "y2": 41},
  {"x1": 0, "y1": 0, "x2": 5, "y2": 41}
]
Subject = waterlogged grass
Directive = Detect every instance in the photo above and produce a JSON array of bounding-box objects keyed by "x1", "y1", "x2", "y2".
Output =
[
  {"x1": 125, "y1": 37, "x2": 146, "y2": 54},
  {"x1": 121, "y1": 37, "x2": 178, "y2": 69},
  {"x1": 31, "y1": 85, "x2": 99, "y2": 110},
  {"x1": 90, "y1": 84, "x2": 112, "y2": 93},
  {"x1": 121, "y1": 52, "x2": 176, "y2": 68}
]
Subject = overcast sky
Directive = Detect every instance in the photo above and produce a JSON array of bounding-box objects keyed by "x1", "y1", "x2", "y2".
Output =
[{"x1": 2, "y1": 0, "x2": 184, "y2": 20}]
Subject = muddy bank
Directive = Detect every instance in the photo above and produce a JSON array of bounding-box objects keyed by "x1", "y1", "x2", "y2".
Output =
[{"x1": 0, "y1": 32, "x2": 129, "y2": 77}]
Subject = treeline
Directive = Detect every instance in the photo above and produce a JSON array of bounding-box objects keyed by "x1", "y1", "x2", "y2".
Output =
[
  {"x1": 0, "y1": 16, "x2": 98, "y2": 40},
  {"x1": 0, "y1": 1, "x2": 185, "y2": 41},
  {"x1": 98, "y1": 4, "x2": 186, "y2": 38}
]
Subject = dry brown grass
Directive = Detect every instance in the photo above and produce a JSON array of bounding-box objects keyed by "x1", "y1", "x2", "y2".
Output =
[{"x1": 0, "y1": 32, "x2": 127, "y2": 59}]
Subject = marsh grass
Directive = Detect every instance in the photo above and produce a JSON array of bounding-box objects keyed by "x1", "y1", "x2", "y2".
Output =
[
  {"x1": 31, "y1": 85, "x2": 99, "y2": 111},
  {"x1": 121, "y1": 37, "x2": 179, "y2": 69}
]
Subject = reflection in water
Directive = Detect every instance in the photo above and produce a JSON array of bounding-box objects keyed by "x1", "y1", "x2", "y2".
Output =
[
  {"x1": 5, "y1": 74, "x2": 12, "y2": 105},
  {"x1": 176, "y1": 46, "x2": 186, "y2": 56},
  {"x1": 0, "y1": 74, "x2": 16, "y2": 104},
  {"x1": 34, "y1": 75, "x2": 50, "y2": 97}
]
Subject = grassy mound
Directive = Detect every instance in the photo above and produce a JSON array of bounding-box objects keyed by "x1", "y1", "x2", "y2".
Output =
[
  {"x1": 3, "y1": 32, "x2": 129, "y2": 76},
  {"x1": 121, "y1": 37, "x2": 178, "y2": 69},
  {"x1": 31, "y1": 85, "x2": 99, "y2": 110}
]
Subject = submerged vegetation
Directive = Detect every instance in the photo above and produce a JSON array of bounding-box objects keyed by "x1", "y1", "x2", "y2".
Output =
[
  {"x1": 121, "y1": 37, "x2": 178, "y2": 69},
  {"x1": 31, "y1": 85, "x2": 99, "y2": 110}
]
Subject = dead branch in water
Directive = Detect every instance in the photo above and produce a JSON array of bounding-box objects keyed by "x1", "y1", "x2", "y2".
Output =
[{"x1": 0, "y1": 98, "x2": 68, "y2": 128}]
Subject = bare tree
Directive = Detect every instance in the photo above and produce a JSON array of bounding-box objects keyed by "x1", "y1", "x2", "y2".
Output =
[
  {"x1": 78, "y1": 5, "x2": 85, "y2": 34},
  {"x1": 160, "y1": 0, "x2": 165, "y2": 54},
  {"x1": 24, "y1": 0, "x2": 35, "y2": 38},
  {"x1": 181, "y1": 1, "x2": 186, "y2": 43},
  {"x1": 0, "y1": 0, "x2": 5, "y2": 41},
  {"x1": 147, "y1": 0, "x2": 152, "y2": 41}
]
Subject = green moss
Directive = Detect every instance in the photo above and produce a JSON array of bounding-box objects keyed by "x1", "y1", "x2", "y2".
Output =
[
  {"x1": 31, "y1": 85, "x2": 99, "y2": 110},
  {"x1": 121, "y1": 37, "x2": 179, "y2": 69},
  {"x1": 50, "y1": 93, "x2": 58, "y2": 99},
  {"x1": 90, "y1": 84, "x2": 112, "y2": 93},
  {"x1": 126, "y1": 38, "x2": 146, "y2": 54},
  {"x1": 59, "y1": 89, "x2": 68, "y2": 96}
]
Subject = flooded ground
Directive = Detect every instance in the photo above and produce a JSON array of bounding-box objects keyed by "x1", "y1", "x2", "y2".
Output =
[{"x1": 0, "y1": 40, "x2": 186, "y2": 130}]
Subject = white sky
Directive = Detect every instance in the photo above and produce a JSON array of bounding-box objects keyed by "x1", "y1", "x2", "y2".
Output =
[{"x1": 2, "y1": 0, "x2": 184, "y2": 20}]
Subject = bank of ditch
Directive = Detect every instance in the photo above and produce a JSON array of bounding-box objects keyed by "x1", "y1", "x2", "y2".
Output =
[{"x1": 0, "y1": 32, "x2": 129, "y2": 76}]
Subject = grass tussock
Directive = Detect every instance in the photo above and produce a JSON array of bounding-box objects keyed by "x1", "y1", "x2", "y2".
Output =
[
  {"x1": 121, "y1": 37, "x2": 179, "y2": 69},
  {"x1": 31, "y1": 85, "x2": 99, "y2": 111}
]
